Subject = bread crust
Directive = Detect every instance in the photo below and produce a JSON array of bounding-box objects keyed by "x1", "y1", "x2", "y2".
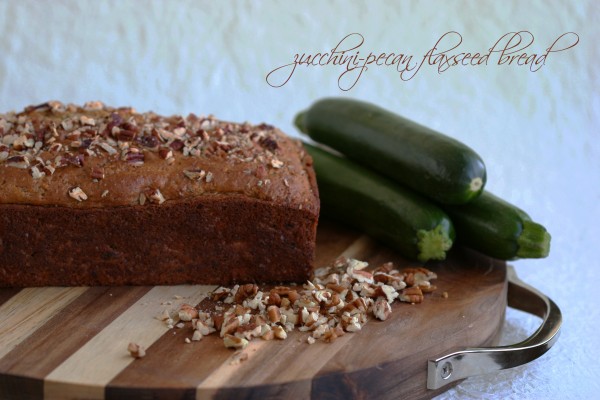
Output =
[{"x1": 0, "y1": 102, "x2": 319, "y2": 287}]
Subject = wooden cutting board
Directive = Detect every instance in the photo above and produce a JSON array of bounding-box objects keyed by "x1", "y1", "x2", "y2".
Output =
[{"x1": 0, "y1": 219, "x2": 507, "y2": 400}]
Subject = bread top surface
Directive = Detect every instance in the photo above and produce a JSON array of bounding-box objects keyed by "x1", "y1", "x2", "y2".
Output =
[{"x1": 0, "y1": 101, "x2": 318, "y2": 212}]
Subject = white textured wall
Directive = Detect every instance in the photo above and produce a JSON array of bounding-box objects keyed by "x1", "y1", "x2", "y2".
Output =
[{"x1": 1, "y1": 1, "x2": 598, "y2": 398}]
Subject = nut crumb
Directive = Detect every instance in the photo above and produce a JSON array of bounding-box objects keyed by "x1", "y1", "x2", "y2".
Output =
[
  {"x1": 178, "y1": 304, "x2": 199, "y2": 321},
  {"x1": 159, "y1": 257, "x2": 438, "y2": 350},
  {"x1": 229, "y1": 350, "x2": 248, "y2": 365},
  {"x1": 127, "y1": 342, "x2": 146, "y2": 358},
  {"x1": 192, "y1": 330, "x2": 203, "y2": 341},
  {"x1": 272, "y1": 325, "x2": 287, "y2": 340},
  {"x1": 223, "y1": 334, "x2": 248, "y2": 350},
  {"x1": 155, "y1": 309, "x2": 171, "y2": 321},
  {"x1": 229, "y1": 350, "x2": 249, "y2": 365}
]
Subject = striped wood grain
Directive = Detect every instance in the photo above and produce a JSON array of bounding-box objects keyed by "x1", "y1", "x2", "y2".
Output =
[{"x1": 0, "y1": 220, "x2": 507, "y2": 400}]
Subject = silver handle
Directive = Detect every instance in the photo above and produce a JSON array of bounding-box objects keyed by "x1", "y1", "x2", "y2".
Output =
[{"x1": 427, "y1": 265, "x2": 562, "y2": 390}]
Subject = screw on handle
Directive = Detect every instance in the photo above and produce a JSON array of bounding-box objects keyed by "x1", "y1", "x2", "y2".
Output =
[{"x1": 426, "y1": 265, "x2": 562, "y2": 390}]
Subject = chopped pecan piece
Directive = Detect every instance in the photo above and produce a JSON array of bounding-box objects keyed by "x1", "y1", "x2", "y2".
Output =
[
  {"x1": 91, "y1": 167, "x2": 105, "y2": 180},
  {"x1": 68, "y1": 186, "x2": 88, "y2": 202},
  {"x1": 399, "y1": 286, "x2": 424, "y2": 304},
  {"x1": 127, "y1": 342, "x2": 146, "y2": 358}
]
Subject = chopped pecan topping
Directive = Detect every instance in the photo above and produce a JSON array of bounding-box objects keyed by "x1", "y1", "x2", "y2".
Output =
[
  {"x1": 142, "y1": 188, "x2": 165, "y2": 205},
  {"x1": 183, "y1": 169, "x2": 206, "y2": 181},
  {"x1": 83, "y1": 101, "x2": 104, "y2": 110},
  {"x1": 169, "y1": 139, "x2": 185, "y2": 151},
  {"x1": 60, "y1": 154, "x2": 84, "y2": 168},
  {"x1": 270, "y1": 158, "x2": 284, "y2": 169},
  {"x1": 5, "y1": 155, "x2": 30, "y2": 168},
  {"x1": 138, "y1": 135, "x2": 159, "y2": 148},
  {"x1": 68, "y1": 186, "x2": 88, "y2": 201},
  {"x1": 79, "y1": 115, "x2": 96, "y2": 126},
  {"x1": 2, "y1": 101, "x2": 288, "y2": 182},
  {"x1": 91, "y1": 167, "x2": 105, "y2": 180},
  {"x1": 124, "y1": 151, "x2": 144, "y2": 166},
  {"x1": 259, "y1": 136, "x2": 278, "y2": 151},
  {"x1": 97, "y1": 142, "x2": 117, "y2": 155},
  {"x1": 30, "y1": 165, "x2": 45, "y2": 179},
  {"x1": 158, "y1": 147, "x2": 173, "y2": 160}
]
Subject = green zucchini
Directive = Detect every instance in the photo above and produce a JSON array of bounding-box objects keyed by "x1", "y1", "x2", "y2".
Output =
[
  {"x1": 442, "y1": 191, "x2": 551, "y2": 260},
  {"x1": 304, "y1": 143, "x2": 455, "y2": 262},
  {"x1": 295, "y1": 98, "x2": 486, "y2": 205}
]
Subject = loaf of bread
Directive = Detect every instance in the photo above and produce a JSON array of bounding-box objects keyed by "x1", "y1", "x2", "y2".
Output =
[{"x1": 0, "y1": 101, "x2": 319, "y2": 287}]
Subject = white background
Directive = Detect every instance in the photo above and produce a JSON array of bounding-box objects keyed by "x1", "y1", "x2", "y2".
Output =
[{"x1": 1, "y1": 1, "x2": 598, "y2": 398}]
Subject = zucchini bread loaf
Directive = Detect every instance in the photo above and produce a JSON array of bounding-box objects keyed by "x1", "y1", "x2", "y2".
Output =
[{"x1": 0, "y1": 101, "x2": 319, "y2": 287}]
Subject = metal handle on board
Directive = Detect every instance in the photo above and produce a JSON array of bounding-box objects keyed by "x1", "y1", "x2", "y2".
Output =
[{"x1": 427, "y1": 265, "x2": 562, "y2": 390}]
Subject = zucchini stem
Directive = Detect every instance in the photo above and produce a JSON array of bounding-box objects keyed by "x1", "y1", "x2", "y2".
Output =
[
  {"x1": 516, "y1": 220, "x2": 551, "y2": 258},
  {"x1": 469, "y1": 177, "x2": 484, "y2": 193},
  {"x1": 294, "y1": 111, "x2": 307, "y2": 134},
  {"x1": 416, "y1": 224, "x2": 453, "y2": 262}
]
